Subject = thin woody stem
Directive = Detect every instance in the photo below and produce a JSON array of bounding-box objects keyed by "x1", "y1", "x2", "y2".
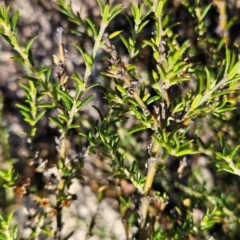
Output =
[
  {"x1": 139, "y1": 141, "x2": 162, "y2": 239},
  {"x1": 103, "y1": 34, "x2": 163, "y2": 238},
  {"x1": 123, "y1": 75, "x2": 159, "y2": 126}
]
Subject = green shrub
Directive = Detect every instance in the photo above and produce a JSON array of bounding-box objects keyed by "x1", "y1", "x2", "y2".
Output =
[{"x1": 0, "y1": 0, "x2": 240, "y2": 239}]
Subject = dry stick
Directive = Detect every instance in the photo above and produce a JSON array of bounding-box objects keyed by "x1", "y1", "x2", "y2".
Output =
[
  {"x1": 55, "y1": 27, "x2": 69, "y2": 237},
  {"x1": 55, "y1": 27, "x2": 68, "y2": 86}
]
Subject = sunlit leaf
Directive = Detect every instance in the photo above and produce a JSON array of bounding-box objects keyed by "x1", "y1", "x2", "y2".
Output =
[{"x1": 127, "y1": 125, "x2": 148, "y2": 134}]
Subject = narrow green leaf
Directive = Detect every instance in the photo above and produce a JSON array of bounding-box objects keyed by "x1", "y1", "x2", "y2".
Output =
[
  {"x1": 162, "y1": 130, "x2": 169, "y2": 144},
  {"x1": 4, "y1": 6, "x2": 10, "y2": 26},
  {"x1": 0, "y1": 28, "x2": 5, "y2": 34},
  {"x1": 36, "y1": 110, "x2": 46, "y2": 123},
  {"x1": 216, "y1": 151, "x2": 225, "y2": 160},
  {"x1": 162, "y1": 14, "x2": 170, "y2": 28},
  {"x1": 57, "y1": 89, "x2": 73, "y2": 111},
  {"x1": 71, "y1": 72, "x2": 84, "y2": 94},
  {"x1": 143, "y1": 39, "x2": 155, "y2": 48},
  {"x1": 229, "y1": 50, "x2": 237, "y2": 71},
  {"x1": 58, "y1": 113, "x2": 69, "y2": 122},
  {"x1": 79, "y1": 132, "x2": 88, "y2": 138},
  {"x1": 217, "y1": 165, "x2": 233, "y2": 174},
  {"x1": 16, "y1": 103, "x2": 30, "y2": 112},
  {"x1": 225, "y1": 47, "x2": 231, "y2": 75},
  {"x1": 227, "y1": 76, "x2": 240, "y2": 84},
  {"x1": 205, "y1": 67, "x2": 211, "y2": 91},
  {"x1": 196, "y1": 136, "x2": 207, "y2": 149},
  {"x1": 116, "y1": 84, "x2": 127, "y2": 95},
  {"x1": 230, "y1": 145, "x2": 240, "y2": 159},
  {"x1": 103, "y1": 4, "x2": 109, "y2": 23},
  {"x1": 20, "y1": 110, "x2": 32, "y2": 120},
  {"x1": 25, "y1": 36, "x2": 38, "y2": 54},
  {"x1": 155, "y1": 0, "x2": 166, "y2": 17},
  {"x1": 28, "y1": 49, "x2": 35, "y2": 66},
  {"x1": 120, "y1": 35, "x2": 129, "y2": 50},
  {"x1": 172, "y1": 101, "x2": 184, "y2": 113},
  {"x1": 142, "y1": 93, "x2": 150, "y2": 102},
  {"x1": 85, "y1": 17, "x2": 98, "y2": 37},
  {"x1": 96, "y1": 0, "x2": 104, "y2": 15},
  {"x1": 49, "y1": 117, "x2": 65, "y2": 131},
  {"x1": 139, "y1": 82, "x2": 145, "y2": 98},
  {"x1": 196, "y1": 74, "x2": 204, "y2": 94},
  {"x1": 201, "y1": 3, "x2": 212, "y2": 20},
  {"x1": 128, "y1": 98, "x2": 138, "y2": 107},
  {"x1": 99, "y1": 131, "x2": 107, "y2": 145},
  {"x1": 69, "y1": 124, "x2": 80, "y2": 129},
  {"x1": 91, "y1": 105, "x2": 104, "y2": 121},
  {"x1": 0, "y1": 170, "x2": 7, "y2": 179},
  {"x1": 152, "y1": 135, "x2": 171, "y2": 153},
  {"x1": 175, "y1": 149, "x2": 199, "y2": 157},
  {"x1": 69, "y1": 16, "x2": 82, "y2": 25},
  {"x1": 146, "y1": 95, "x2": 161, "y2": 105},
  {"x1": 58, "y1": 8, "x2": 73, "y2": 18},
  {"x1": 126, "y1": 64, "x2": 136, "y2": 71},
  {"x1": 11, "y1": 11, "x2": 19, "y2": 31},
  {"x1": 7, "y1": 210, "x2": 14, "y2": 226},
  {"x1": 77, "y1": 94, "x2": 94, "y2": 110},
  {"x1": 137, "y1": 20, "x2": 150, "y2": 33},
  {"x1": 71, "y1": 72, "x2": 83, "y2": 83},
  {"x1": 190, "y1": 94, "x2": 202, "y2": 110},
  {"x1": 86, "y1": 82, "x2": 101, "y2": 91},
  {"x1": 57, "y1": 88, "x2": 73, "y2": 102},
  {"x1": 10, "y1": 34, "x2": 16, "y2": 45},
  {"x1": 128, "y1": 38, "x2": 134, "y2": 49},
  {"x1": 217, "y1": 106, "x2": 236, "y2": 113},
  {"x1": 11, "y1": 225, "x2": 18, "y2": 240},
  {"x1": 129, "y1": 161, "x2": 136, "y2": 173},
  {"x1": 156, "y1": 64, "x2": 166, "y2": 79},
  {"x1": 74, "y1": 44, "x2": 85, "y2": 61},
  {"x1": 127, "y1": 125, "x2": 148, "y2": 134},
  {"x1": 38, "y1": 103, "x2": 55, "y2": 108},
  {"x1": 228, "y1": 61, "x2": 240, "y2": 79},
  {"x1": 108, "y1": 4, "x2": 123, "y2": 22},
  {"x1": 45, "y1": 68, "x2": 52, "y2": 84},
  {"x1": 211, "y1": 89, "x2": 232, "y2": 99},
  {"x1": 83, "y1": 52, "x2": 93, "y2": 66},
  {"x1": 10, "y1": 56, "x2": 24, "y2": 64},
  {"x1": 109, "y1": 30, "x2": 123, "y2": 39},
  {"x1": 130, "y1": 4, "x2": 137, "y2": 18},
  {"x1": 37, "y1": 68, "x2": 47, "y2": 75}
]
